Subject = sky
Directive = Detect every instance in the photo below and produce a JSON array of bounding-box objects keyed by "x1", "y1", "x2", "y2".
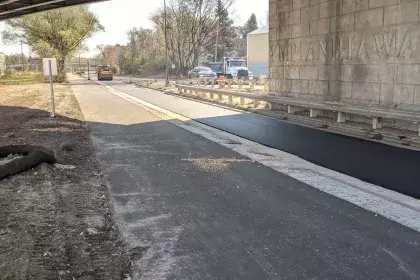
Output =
[{"x1": 0, "y1": 0, "x2": 269, "y2": 56}]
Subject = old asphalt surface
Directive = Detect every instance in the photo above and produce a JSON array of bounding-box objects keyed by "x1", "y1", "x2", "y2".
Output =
[{"x1": 70, "y1": 75, "x2": 420, "y2": 280}]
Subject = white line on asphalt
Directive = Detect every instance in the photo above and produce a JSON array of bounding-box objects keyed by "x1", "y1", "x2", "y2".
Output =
[{"x1": 95, "y1": 79, "x2": 420, "y2": 233}]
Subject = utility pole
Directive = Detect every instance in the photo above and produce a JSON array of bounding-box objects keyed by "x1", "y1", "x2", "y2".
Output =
[
  {"x1": 164, "y1": 0, "x2": 169, "y2": 87},
  {"x1": 215, "y1": 21, "x2": 219, "y2": 62}
]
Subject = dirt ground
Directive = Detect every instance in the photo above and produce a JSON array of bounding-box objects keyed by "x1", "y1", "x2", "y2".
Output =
[{"x1": 0, "y1": 83, "x2": 142, "y2": 279}]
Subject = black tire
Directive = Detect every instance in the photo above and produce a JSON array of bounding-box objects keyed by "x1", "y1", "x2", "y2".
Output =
[{"x1": 0, "y1": 145, "x2": 56, "y2": 180}]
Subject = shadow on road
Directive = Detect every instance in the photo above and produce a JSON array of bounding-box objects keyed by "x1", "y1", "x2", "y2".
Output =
[
  {"x1": 82, "y1": 112, "x2": 420, "y2": 280},
  {"x1": 98, "y1": 78, "x2": 420, "y2": 199},
  {"x1": 2, "y1": 104, "x2": 419, "y2": 279},
  {"x1": 191, "y1": 113, "x2": 420, "y2": 199}
]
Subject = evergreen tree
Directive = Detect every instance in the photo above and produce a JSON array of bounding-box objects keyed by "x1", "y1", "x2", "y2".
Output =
[
  {"x1": 243, "y1": 13, "x2": 259, "y2": 38},
  {"x1": 213, "y1": 0, "x2": 235, "y2": 61}
]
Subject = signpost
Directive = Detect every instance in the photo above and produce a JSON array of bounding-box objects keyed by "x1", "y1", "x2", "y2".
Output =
[{"x1": 42, "y1": 58, "x2": 58, "y2": 118}]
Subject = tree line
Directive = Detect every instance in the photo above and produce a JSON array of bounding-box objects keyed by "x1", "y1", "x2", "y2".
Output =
[
  {"x1": 97, "y1": 0, "x2": 259, "y2": 76},
  {"x1": 1, "y1": 1, "x2": 260, "y2": 80}
]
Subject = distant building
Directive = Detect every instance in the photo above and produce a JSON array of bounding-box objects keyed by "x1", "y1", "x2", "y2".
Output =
[
  {"x1": 0, "y1": 53, "x2": 5, "y2": 76},
  {"x1": 247, "y1": 26, "x2": 269, "y2": 77}
]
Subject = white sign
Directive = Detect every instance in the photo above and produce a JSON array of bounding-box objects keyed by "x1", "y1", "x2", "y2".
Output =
[
  {"x1": 172, "y1": 64, "x2": 176, "y2": 69},
  {"x1": 42, "y1": 58, "x2": 58, "y2": 76}
]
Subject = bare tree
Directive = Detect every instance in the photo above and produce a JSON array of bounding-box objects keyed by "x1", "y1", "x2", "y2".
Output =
[{"x1": 151, "y1": 0, "x2": 234, "y2": 73}]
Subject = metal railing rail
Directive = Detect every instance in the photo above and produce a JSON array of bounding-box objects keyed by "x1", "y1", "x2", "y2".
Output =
[{"x1": 176, "y1": 84, "x2": 420, "y2": 136}]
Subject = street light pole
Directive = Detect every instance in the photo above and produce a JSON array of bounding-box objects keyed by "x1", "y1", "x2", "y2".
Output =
[
  {"x1": 215, "y1": 20, "x2": 219, "y2": 62},
  {"x1": 164, "y1": 0, "x2": 169, "y2": 87}
]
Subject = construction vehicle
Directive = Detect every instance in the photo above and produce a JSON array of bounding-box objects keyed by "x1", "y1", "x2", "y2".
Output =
[
  {"x1": 97, "y1": 65, "x2": 113, "y2": 81},
  {"x1": 223, "y1": 57, "x2": 253, "y2": 80},
  {"x1": 206, "y1": 62, "x2": 224, "y2": 78}
]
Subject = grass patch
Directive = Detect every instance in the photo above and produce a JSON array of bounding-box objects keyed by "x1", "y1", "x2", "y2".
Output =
[
  {"x1": 149, "y1": 81, "x2": 166, "y2": 89},
  {"x1": 134, "y1": 80, "x2": 166, "y2": 89},
  {"x1": 0, "y1": 71, "x2": 44, "y2": 85}
]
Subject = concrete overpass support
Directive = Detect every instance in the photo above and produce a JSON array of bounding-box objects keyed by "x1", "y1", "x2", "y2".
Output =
[{"x1": 269, "y1": 0, "x2": 420, "y2": 129}]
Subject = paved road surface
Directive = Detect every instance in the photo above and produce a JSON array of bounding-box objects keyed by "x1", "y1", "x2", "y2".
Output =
[
  {"x1": 70, "y1": 76, "x2": 420, "y2": 280},
  {"x1": 94, "y1": 78, "x2": 420, "y2": 199}
]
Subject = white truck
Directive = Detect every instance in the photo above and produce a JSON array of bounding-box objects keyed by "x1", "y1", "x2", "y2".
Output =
[{"x1": 223, "y1": 57, "x2": 253, "y2": 80}]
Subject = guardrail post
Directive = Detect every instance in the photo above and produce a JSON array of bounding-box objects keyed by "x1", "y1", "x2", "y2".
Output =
[
  {"x1": 228, "y1": 79, "x2": 232, "y2": 89},
  {"x1": 210, "y1": 92, "x2": 214, "y2": 99},
  {"x1": 372, "y1": 117, "x2": 383, "y2": 129},
  {"x1": 250, "y1": 80, "x2": 254, "y2": 91},
  {"x1": 310, "y1": 108, "x2": 319, "y2": 118},
  {"x1": 218, "y1": 93, "x2": 223, "y2": 101},
  {"x1": 240, "y1": 97, "x2": 245, "y2": 106},
  {"x1": 288, "y1": 105, "x2": 295, "y2": 114},
  {"x1": 268, "y1": 103, "x2": 274, "y2": 110},
  {"x1": 238, "y1": 79, "x2": 243, "y2": 90},
  {"x1": 211, "y1": 78, "x2": 215, "y2": 88},
  {"x1": 337, "y1": 112, "x2": 346, "y2": 123},
  {"x1": 418, "y1": 124, "x2": 420, "y2": 137},
  {"x1": 228, "y1": 96, "x2": 233, "y2": 104}
]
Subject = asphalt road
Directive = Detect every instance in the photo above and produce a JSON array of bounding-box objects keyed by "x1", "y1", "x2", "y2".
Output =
[
  {"x1": 70, "y1": 76, "x2": 420, "y2": 280},
  {"x1": 95, "y1": 78, "x2": 420, "y2": 199}
]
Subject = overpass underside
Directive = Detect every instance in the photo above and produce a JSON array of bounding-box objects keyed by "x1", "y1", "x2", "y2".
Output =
[{"x1": 0, "y1": 0, "x2": 106, "y2": 21}]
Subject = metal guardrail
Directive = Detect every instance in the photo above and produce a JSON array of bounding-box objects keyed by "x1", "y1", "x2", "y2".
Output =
[{"x1": 176, "y1": 84, "x2": 420, "y2": 136}]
